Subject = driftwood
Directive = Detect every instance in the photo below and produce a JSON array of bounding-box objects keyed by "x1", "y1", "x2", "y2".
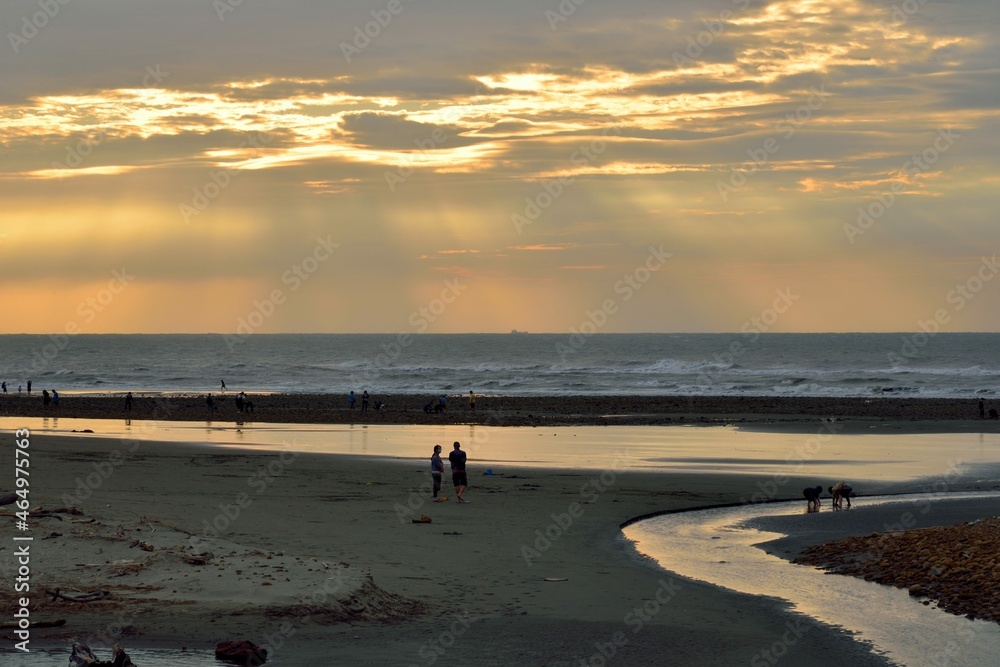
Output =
[
  {"x1": 0, "y1": 506, "x2": 83, "y2": 519},
  {"x1": 216, "y1": 639, "x2": 268, "y2": 665},
  {"x1": 182, "y1": 552, "x2": 213, "y2": 565},
  {"x1": 39, "y1": 506, "x2": 84, "y2": 515},
  {"x1": 47, "y1": 588, "x2": 110, "y2": 603},
  {"x1": 0, "y1": 618, "x2": 65, "y2": 629},
  {"x1": 70, "y1": 643, "x2": 136, "y2": 667}
]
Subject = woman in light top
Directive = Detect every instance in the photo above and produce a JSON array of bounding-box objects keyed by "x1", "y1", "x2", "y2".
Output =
[{"x1": 431, "y1": 445, "x2": 445, "y2": 501}]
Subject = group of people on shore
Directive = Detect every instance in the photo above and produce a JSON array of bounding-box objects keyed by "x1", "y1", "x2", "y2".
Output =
[
  {"x1": 431, "y1": 441, "x2": 468, "y2": 503},
  {"x1": 803, "y1": 482, "x2": 853, "y2": 512},
  {"x1": 1, "y1": 380, "x2": 30, "y2": 394},
  {"x1": 1, "y1": 380, "x2": 60, "y2": 405},
  {"x1": 348, "y1": 390, "x2": 385, "y2": 412},
  {"x1": 423, "y1": 391, "x2": 477, "y2": 414},
  {"x1": 203, "y1": 390, "x2": 254, "y2": 414}
]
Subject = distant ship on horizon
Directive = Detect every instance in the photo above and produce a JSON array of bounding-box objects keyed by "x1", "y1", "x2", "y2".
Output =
[{"x1": 510, "y1": 329, "x2": 528, "y2": 334}]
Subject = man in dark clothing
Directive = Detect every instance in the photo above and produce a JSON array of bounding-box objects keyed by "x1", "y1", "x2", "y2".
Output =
[{"x1": 449, "y1": 441, "x2": 468, "y2": 503}]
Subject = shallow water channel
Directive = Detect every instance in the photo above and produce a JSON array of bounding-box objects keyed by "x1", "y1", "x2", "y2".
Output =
[
  {"x1": 624, "y1": 493, "x2": 1000, "y2": 666},
  {"x1": 5, "y1": 647, "x2": 216, "y2": 666}
]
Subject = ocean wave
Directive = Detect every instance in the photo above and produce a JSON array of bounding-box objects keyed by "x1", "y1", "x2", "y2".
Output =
[{"x1": 4, "y1": 333, "x2": 1000, "y2": 398}]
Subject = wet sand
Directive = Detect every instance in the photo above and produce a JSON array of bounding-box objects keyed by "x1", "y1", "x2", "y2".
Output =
[
  {"x1": 4, "y1": 395, "x2": 999, "y2": 665},
  {"x1": 0, "y1": 432, "x2": 912, "y2": 666}
]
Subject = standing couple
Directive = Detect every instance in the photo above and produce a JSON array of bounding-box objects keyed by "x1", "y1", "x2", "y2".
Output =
[{"x1": 432, "y1": 442, "x2": 467, "y2": 503}]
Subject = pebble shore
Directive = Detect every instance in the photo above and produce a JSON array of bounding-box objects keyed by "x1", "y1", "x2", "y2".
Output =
[
  {"x1": 795, "y1": 517, "x2": 1000, "y2": 622},
  {"x1": 1, "y1": 393, "x2": 992, "y2": 426}
]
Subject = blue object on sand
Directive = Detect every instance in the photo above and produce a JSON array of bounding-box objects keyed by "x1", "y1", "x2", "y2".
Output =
[{"x1": 485, "y1": 468, "x2": 493, "y2": 475}]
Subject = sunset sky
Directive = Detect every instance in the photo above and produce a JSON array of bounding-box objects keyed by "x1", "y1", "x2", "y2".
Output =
[{"x1": 1, "y1": 0, "x2": 998, "y2": 334}]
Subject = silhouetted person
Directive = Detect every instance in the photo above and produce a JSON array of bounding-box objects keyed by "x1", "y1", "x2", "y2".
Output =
[
  {"x1": 803, "y1": 485, "x2": 822, "y2": 512},
  {"x1": 829, "y1": 481, "x2": 853, "y2": 509},
  {"x1": 449, "y1": 441, "x2": 468, "y2": 502},
  {"x1": 349, "y1": 391, "x2": 356, "y2": 410},
  {"x1": 51, "y1": 390, "x2": 59, "y2": 407},
  {"x1": 362, "y1": 390, "x2": 369, "y2": 412},
  {"x1": 42, "y1": 389, "x2": 50, "y2": 408},
  {"x1": 1, "y1": 382, "x2": 6, "y2": 394},
  {"x1": 221, "y1": 379, "x2": 227, "y2": 391},
  {"x1": 27, "y1": 380, "x2": 32, "y2": 395},
  {"x1": 125, "y1": 392, "x2": 133, "y2": 412},
  {"x1": 206, "y1": 394, "x2": 215, "y2": 412}
]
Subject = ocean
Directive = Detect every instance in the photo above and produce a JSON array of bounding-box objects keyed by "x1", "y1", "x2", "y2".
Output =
[{"x1": 0, "y1": 332, "x2": 998, "y2": 398}]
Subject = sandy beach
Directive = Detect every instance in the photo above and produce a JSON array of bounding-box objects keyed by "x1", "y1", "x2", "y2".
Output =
[{"x1": 3, "y1": 405, "x2": 999, "y2": 665}]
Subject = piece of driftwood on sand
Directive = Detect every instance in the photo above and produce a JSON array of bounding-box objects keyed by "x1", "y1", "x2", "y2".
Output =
[
  {"x1": 70, "y1": 643, "x2": 137, "y2": 667},
  {"x1": 48, "y1": 588, "x2": 110, "y2": 603},
  {"x1": 0, "y1": 618, "x2": 66, "y2": 629}
]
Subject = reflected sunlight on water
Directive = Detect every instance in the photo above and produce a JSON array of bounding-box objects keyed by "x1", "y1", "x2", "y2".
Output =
[{"x1": 624, "y1": 493, "x2": 1000, "y2": 667}]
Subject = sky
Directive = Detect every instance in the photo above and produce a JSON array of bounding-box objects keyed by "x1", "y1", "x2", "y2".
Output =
[{"x1": 1, "y1": 0, "x2": 998, "y2": 334}]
